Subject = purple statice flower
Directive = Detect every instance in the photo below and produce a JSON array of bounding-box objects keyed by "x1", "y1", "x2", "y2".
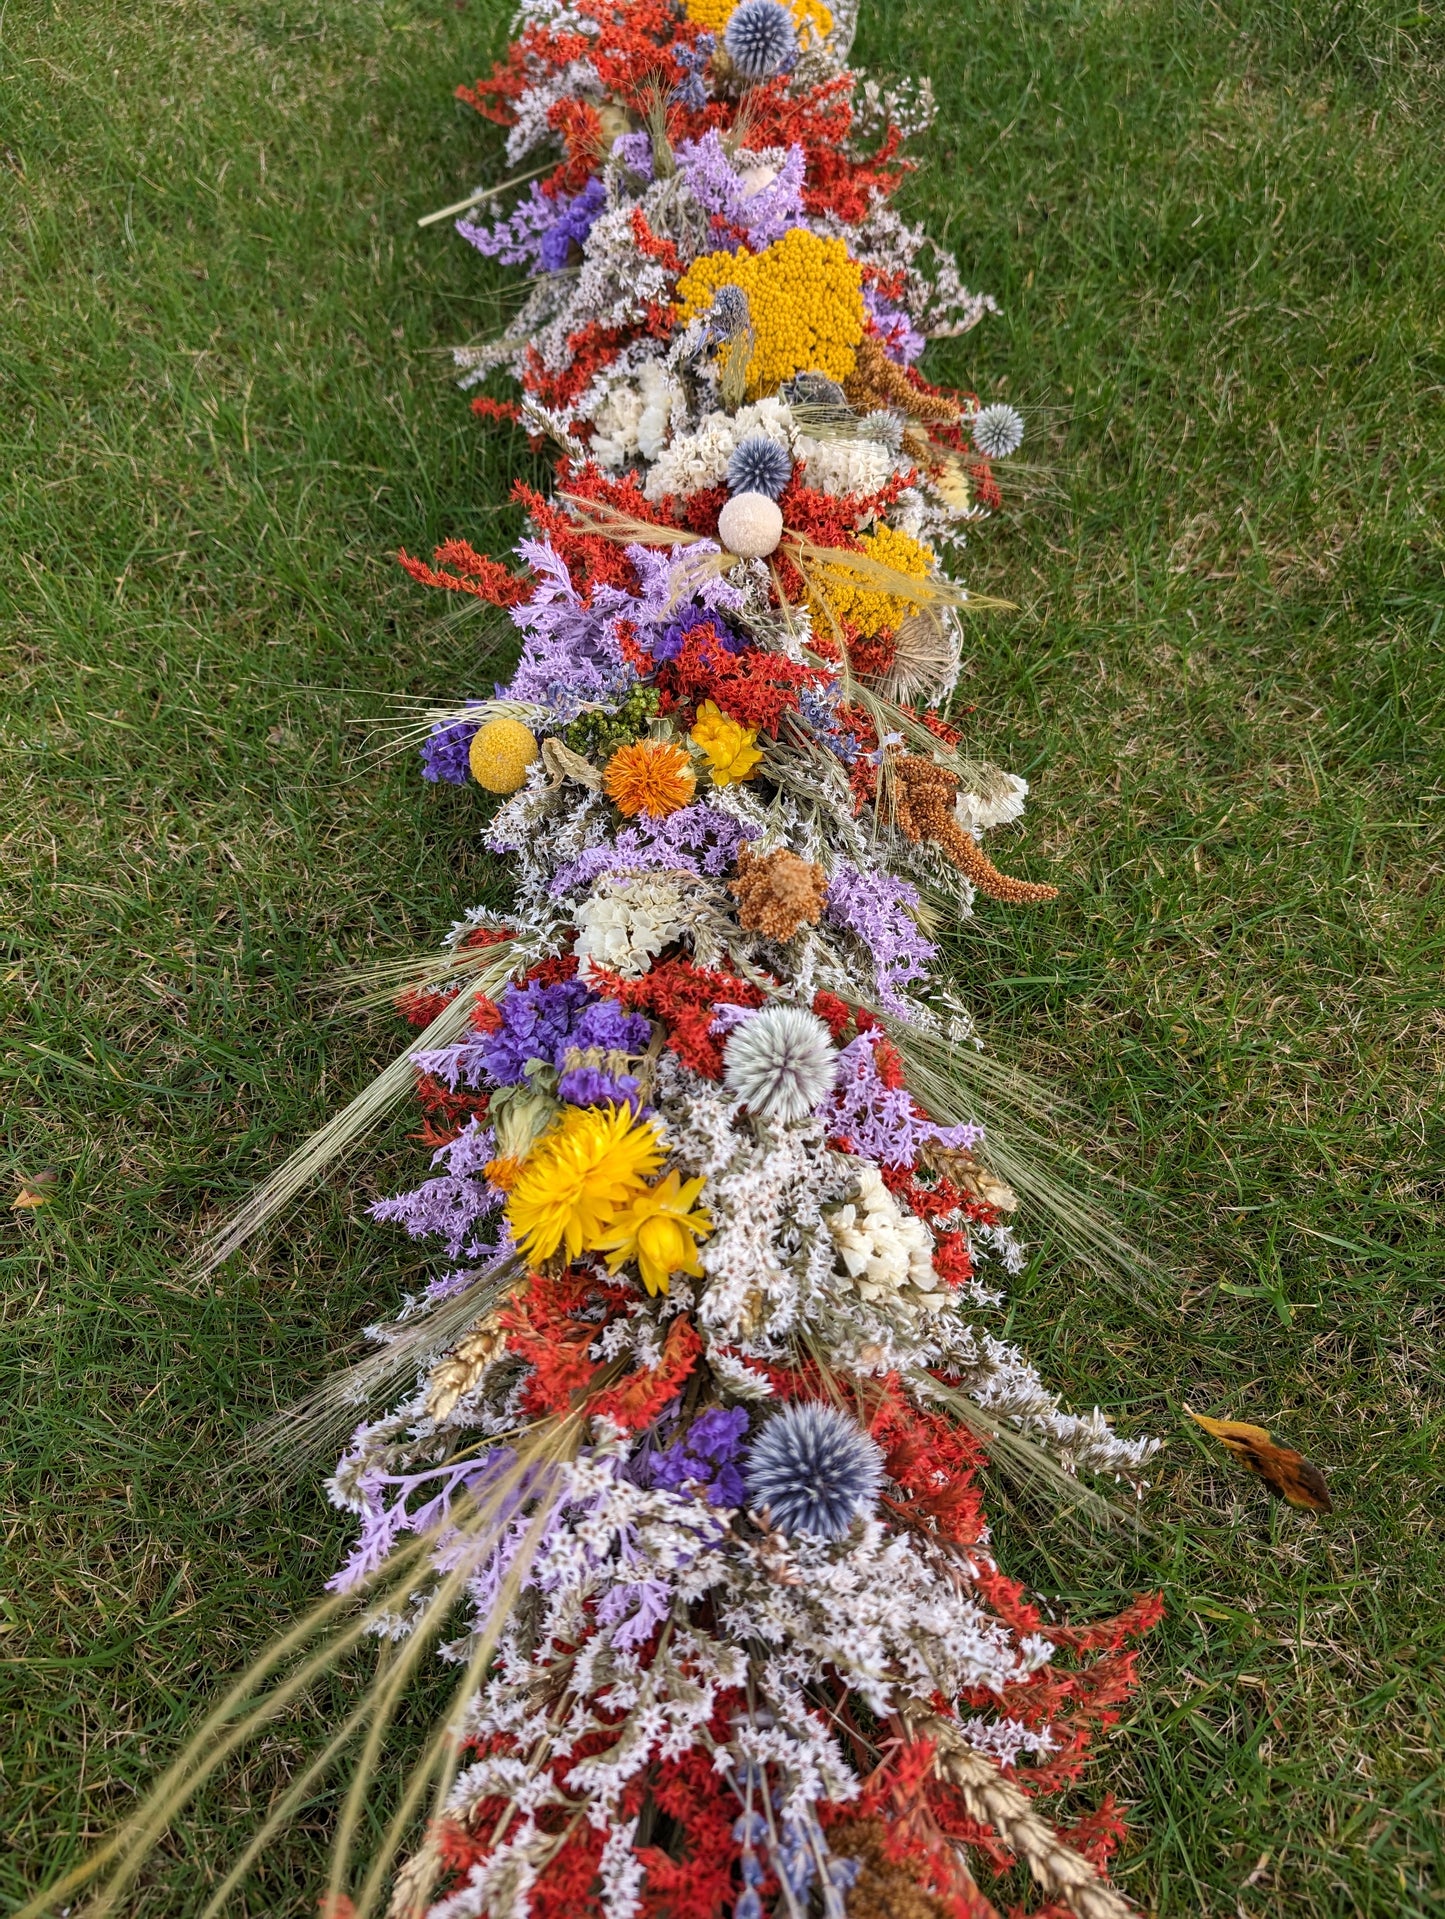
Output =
[
  {"x1": 503, "y1": 539, "x2": 632, "y2": 704},
  {"x1": 593, "y1": 1577, "x2": 673, "y2": 1650},
  {"x1": 539, "y1": 176, "x2": 606, "y2": 270},
  {"x1": 557, "y1": 1064, "x2": 643, "y2": 1110},
  {"x1": 821, "y1": 1030, "x2": 983, "y2": 1167},
  {"x1": 826, "y1": 862, "x2": 937, "y2": 1013},
  {"x1": 645, "y1": 1405, "x2": 750, "y2": 1507},
  {"x1": 863, "y1": 286, "x2": 926, "y2": 364},
  {"x1": 653, "y1": 605, "x2": 749, "y2": 663},
  {"x1": 573, "y1": 996, "x2": 652, "y2": 1053},
  {"x1": 669, "y1": 35, "x2": 714, "y2": 112},
  {"x1": 550, "y1": 801, "x2": 757, "y2": 897},
  {"x1": 674, "y1": 132, "x2": 807, "y2": 248},
  {"x1": 479, "y1": 976, "x2": 595, "y2": 1084},
  {"x1": 611, "y1": 130, "x2": 656, "y2": 180},
  {"x1": 421, "y1": 704, "x2": 485, "y2": 784},
  {"x1": 499, "y1": 538, "x2": 747, "y2": 707},
  {"x1": 369, "y1": 1118, "x2": 502, "y2": 1261},
  {"x1": 457, "y1": 178, "x2": 605, "y2": 275}
]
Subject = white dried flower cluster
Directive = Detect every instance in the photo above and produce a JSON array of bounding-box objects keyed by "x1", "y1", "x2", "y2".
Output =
[
  {"x1": 827, "y1": 1162, "x2": 946, "y2": 1315},
  {"x1": 573, "y1": 874, "x2": 690, "y2": 978}
]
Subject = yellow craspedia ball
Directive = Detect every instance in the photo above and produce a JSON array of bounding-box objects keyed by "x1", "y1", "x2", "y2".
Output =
[
  {"x1": 674, "y1": 229, "x2": 865, "y2": 399},
  {"x1": 468, "y1": 716, "x2": 539, "y2": 793}
]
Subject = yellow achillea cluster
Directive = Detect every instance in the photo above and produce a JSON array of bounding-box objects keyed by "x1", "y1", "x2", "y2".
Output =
[
  {"x1": 503, "y1": 1104, "x2": 712, "y2": 1295},
  {"x1": 811, "y1": 523, "x2": 936, "y2": 641},
  {"x1": 674, "y1": 230, "x2": 864, "y2": 398},
  {"x1": 689, "y1": 701, "x2": 763, "y2": 785},
  {"x1": 683, "y1": 0, "x2": 833, "y2": 41}
]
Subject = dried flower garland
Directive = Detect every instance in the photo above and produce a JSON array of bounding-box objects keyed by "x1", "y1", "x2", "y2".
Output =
[{"x1": 35, "y1": 7, "x2": 1167, "y2": 1918}]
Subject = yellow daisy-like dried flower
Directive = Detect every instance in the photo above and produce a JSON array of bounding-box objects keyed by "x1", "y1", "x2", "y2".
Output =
[
  {"x1": 504, "y1": 1104, "x2": 663, "y2": 1267},
  {"x1": 683, "y1": 0, "x2": 832, "y2": 41},
  {"x1": 689, "y1": 701, "x2": 763, "y2": 786},
  {"x1": 809, "y1": 523, "x2": 935, "y2": 641},
  {"x1": 594, "y1": 1170, "x2": 713, "y2": 1298},
  {"x1": 674, "y1": 230, "x2": 865, "y2": 398},
  {"x1": 603, "y1": 739, "x2": 697, "y2": 818}
]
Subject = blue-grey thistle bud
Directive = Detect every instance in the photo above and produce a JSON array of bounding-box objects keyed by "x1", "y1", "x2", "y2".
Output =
[
  {"x1": 726, "y1": 434, "x2": 793, "y2": 500},
  {"x1": 745, "y1": 1401, "x2": 883, "y2": 1540},
  {"x1": 723, "y1": 0, "x2": 798, "y2": 80}
]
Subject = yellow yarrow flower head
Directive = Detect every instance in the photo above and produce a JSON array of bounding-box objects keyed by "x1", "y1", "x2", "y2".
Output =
[
  {"x1": 809, "y1": 523, "x2": 936, "y2": 641},
  {"x1": 595, "y1": 1170, "x2": 713, "y2": 1297},
  {"x1": 689, "y1": 701, "x2": 763, "y2": 786},
  {"x1": 504, "y1": 1104, "x2": 663, "y2": 1267},
  {"x1": 674, "y1": 230, "x2": 865, "y2": 399},
  {"x1": 683, "y1": 0, "x2": 833, "y2": 43}
]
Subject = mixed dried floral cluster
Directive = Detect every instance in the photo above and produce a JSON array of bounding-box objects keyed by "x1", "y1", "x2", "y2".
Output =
[{"x1": 333, "y1": 3, "x2": 1160, "y2": 1914}]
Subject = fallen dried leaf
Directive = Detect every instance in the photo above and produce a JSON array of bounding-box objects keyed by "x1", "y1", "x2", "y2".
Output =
[
  {"x1": 1186, "y1": 1407, "x2": 1332, "y2": 1512},
  {"x1": 12, "y1": 1169, "x2": 59, "y2": 1211}
]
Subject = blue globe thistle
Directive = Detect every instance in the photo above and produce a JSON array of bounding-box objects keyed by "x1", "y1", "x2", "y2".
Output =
[
  {"x1": 724, "y1": 0, "x2": 798, "y2": 80},
  {"x1": 971, "y1": 402, "x2": 1025, "y2": 459},
  {"x1": 744, "y1": 1402, "x2": 883, "y2": 1540},
  {"x1": 726, "y1": 434, "x2": 793, "y2": 501},
  {"x1": 707, "y1": 283, "x2": 753, "y2": 341}
]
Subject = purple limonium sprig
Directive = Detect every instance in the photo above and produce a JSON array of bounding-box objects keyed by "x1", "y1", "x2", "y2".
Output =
[
  {"x1": 674, "y1": 132, "x2": 806, "y2": 248},
  {"x1": 557, "y1": 1064, "x2": 644, "y2": 1110},
  {"x1": 825, "y1": 862, "x2": 937, "y2": 1014},
  {"x1": 822, "y1": 1030, "x2": 983, "y2": 1167},
  {"x1": 643, "y1": 1404, "x2": 750, "y2": 1507},
  {"x1": 369, "y1": 1119, "x2": 503, "y2": 1261},
  {"x1": 421, "y1": 702, "x2": 486, "y2": 784},
  {"x1": 862, "y1": 286, "x2": 927, "y2": 364},
  {"x1": 551, "y1": 801, "x2": 757, "y2": 897},
  {"x1": 457, "y1": 177, "x2": 606, "y2": 275}
]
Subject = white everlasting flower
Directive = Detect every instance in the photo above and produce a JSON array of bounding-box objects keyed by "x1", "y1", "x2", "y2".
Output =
[
  {"x1": 723, "y1": 1004, "x2": 837, "y2": 1123},
  {"x1": 955, "y1": 770, "x2": 1029, "y2": 834},
  {"x1": 828, "y1": 1165, "x2": 944, "y2": 1311},
  {"x1": 971, "y1": 402, "x2": 1025, "y2": 459}
]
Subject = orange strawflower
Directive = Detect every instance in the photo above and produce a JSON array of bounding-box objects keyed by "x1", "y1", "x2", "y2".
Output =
[{"x1": 603, "y1": 740, "x2": 697, "y2": 818}]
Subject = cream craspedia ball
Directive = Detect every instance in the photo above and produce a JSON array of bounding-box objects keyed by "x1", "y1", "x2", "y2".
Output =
[
  {"x1": 468, "y1": 715, "x2": 539, "y2": 793},
  {"x1": 718, "y1": 490, "x2": 784, "y2": 560}
]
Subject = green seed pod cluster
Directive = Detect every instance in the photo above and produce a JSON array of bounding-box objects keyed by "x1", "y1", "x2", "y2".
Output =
[{"x1": 563, "y1": 683, "x2": 661, "y2": 759}]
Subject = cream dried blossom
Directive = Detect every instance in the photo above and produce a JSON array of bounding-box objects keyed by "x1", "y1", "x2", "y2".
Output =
[
  {"x1": 793, "y1": 430, "x2": 897, "y2": 498},
  {"x1": 573, "y1": 875, "x2": 688, "y2": 980},
  {"x1": 955, "y1": 770, "x2": 1029, "y2": 834},
  {"x1": 828, "y1": 1163, "x2": 946, "y2": 1313}
]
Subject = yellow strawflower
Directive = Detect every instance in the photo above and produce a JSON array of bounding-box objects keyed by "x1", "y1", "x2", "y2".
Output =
[
  {"x1": 683, "y1": 0, "x2": 833, "y2": 41},
  {"x1": 809, "y1": 524, "x2": 935, "y2": 640},
  {"x1": 690, "y1": 701, "x2": 763, "y2": 785},
  {"x1": 505, "y1": 1104, "x2": 663, "y2": 1267},
  {"x1": 674, "y1": 230, "x2": 864, "y2": 398},
  {"x1": 595, "y1": 1170, "x2": 713, "y2": 1297}
]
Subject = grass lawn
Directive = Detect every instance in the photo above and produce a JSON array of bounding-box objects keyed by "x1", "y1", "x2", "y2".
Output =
[{"x1": 2, "y1": 0, "x2": 1441, "y2": 1912}]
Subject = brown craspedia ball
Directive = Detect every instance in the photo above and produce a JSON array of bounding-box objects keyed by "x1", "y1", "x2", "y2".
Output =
[{"x1": 469, "y1": 716, "x2": 540, "y2": 794}]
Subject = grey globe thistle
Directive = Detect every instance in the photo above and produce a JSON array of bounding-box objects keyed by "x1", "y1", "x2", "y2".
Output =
[
  {"x1": 723, "y1": 1004, "x2": 835, "y2": 1122},
  {"x1": 723, "y1": 0, "x2": 798, "y2": 79},
  {"x1": 707, "y1": 283, "x2": 752, "y2": 341},
  {"x1": 783, "y1": 373, "x2": 850, "y2": 409},
  {"x1": 726, "y1": 434, "x2": 793, "y2": 500},
  {"x1": 971, "y1": 402, "x2": 1025, "y2": 459},
  {"x1": 745, "y1": 1402, "x2": 884, "y2": 1540}
]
